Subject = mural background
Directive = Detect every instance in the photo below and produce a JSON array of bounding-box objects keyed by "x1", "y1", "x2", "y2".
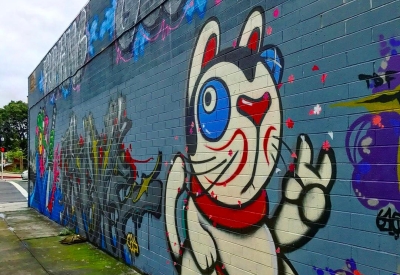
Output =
[{"x1": 28, "y1": 0, "x2": 400, "y2": 274}]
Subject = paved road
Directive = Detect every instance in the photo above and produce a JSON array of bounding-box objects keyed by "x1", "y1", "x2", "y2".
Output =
[
  {"x1": 0, "y1": 180, "x2": 28, "y2": 204},
  {"x1": 10, "y1": 179, "x2": 28, "y2": 193}
]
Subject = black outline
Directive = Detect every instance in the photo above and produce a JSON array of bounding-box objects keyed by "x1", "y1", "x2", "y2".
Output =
[{"x1": 271, "y1": 134, "x2": 337, "y2": 253}]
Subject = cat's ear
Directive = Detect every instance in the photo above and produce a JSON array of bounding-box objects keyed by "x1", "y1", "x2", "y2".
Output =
[
  {"x1": 238, "y1": 7, "x2": 264, "y2": 52},
  {"x1": 188, "y1": 18, "x2": 220, "y2": 101}
]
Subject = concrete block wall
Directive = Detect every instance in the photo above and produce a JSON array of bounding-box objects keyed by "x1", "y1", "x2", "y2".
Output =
[{"x1": 27, "y1": 0, "x2": 400, "y2": 274}]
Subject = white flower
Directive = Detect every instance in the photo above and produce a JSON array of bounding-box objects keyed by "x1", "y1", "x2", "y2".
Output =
[{"x1": 313, "y1": 104, "x2": 322, "y2": 115}]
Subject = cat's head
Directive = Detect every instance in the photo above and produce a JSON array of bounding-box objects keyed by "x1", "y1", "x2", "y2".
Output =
[{"x1": 186, "y1": 7, "x2": 284, "y2": 205}]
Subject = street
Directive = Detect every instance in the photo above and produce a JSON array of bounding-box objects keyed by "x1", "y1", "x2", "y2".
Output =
[{"x1": 0, "y1": 179, "x2": 27, "y2": 204}]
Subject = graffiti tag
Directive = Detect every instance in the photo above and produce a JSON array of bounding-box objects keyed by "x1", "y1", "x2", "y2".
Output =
[{"x1": 376, "y1": 206, "x2": 400, "y2": 240}]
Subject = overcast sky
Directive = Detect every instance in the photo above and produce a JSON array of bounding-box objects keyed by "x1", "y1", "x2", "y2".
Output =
[{"x1": 0, "y1": 0, "x2": 88, "y2": 108}]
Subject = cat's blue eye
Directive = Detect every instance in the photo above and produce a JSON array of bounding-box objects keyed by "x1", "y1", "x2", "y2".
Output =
[{"x1": 197, "y1": 79, "x2": 230, "y2": 140}]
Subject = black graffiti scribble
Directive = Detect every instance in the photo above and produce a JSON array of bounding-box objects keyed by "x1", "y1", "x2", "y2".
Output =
[
  {"x1": 376, "y1": 206, "x2": 400, "y2": 240},
  {"x1": 358, "y1": 71, "x2": 397, "y2": 89}
]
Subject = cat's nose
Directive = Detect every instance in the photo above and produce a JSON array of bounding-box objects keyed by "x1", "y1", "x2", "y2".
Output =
[{"x1": 237, "y1": 92, "x2": 270, "y2": 127}]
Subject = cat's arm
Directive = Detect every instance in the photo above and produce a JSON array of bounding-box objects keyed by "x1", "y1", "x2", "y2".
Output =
[
  {"x1": 165, "y1": 154, "x2": 187, "y2": 259},
  {"x1": 272, "y1": 134, "x2": 336, "y2": 252},
  {"x1": 165, "y1": 154, "x2": 217, "y2": 270}
]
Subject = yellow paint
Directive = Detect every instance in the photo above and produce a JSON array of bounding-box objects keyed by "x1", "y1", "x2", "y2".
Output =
[
  {"x1": 124, "y1": 182, "x2": 136, "y2": 200},
  {"x1": 102, "y1": 144, "x2": 111, "y2": 170},
  {"x1": 90, "y1": 129, "x2": 99, "y2": 178},
  {"x1": 126, "y1": 233, "x2": 139, "y2": 254},
  {"x1": 132, "y1": 155, "x2": 161, "y2": 203},
  {"x1": 39, "y1": 133, "x2": 43, "y2": 155},
  {"x1": 331, "y1": 85, "x2": 400, "y2": 114}
]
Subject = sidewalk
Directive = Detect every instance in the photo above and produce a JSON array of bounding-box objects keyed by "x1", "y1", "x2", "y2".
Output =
[
  {"x1": 0, "y1": 172, "x2": 24, "y2": 179},
  {"x1": 0, "y1": 205, "x2": 141, "y2": 275}
]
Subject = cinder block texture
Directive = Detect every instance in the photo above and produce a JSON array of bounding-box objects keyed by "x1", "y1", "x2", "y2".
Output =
[{"x1": 28, "y1": 1, "x2": 400, "y2": 274}]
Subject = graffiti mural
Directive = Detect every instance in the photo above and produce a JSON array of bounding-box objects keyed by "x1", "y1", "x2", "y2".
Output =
[
  {"x1": 30, "y1": 95, "x2": 163, "y2": 264},
  {"x1": 333, "y1": 35, "x2": 400, "y2": 239},
  {"x1": 165, "y1": 7, "x2": 336, "y2": 274},
  {"x1": 313, "y1": 259, "x2": 365, "y2": 275},
  {"x1": 38, "y1": 9, "x2": 88, "y2": 95},
  {"x1": 30, "y1": 105, "x2": 64, "y2": 221},
  {"x1": 28, "y1": 0, "x2": 400, "y2": 274},
  {"x1": 89, "y1": 0, "x2": 211, "y2": 63}
]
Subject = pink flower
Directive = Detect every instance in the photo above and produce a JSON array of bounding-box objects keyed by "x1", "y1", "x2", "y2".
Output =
[
  {"x1": 286, "y1": 118, "x2": 294, "y2": 129},
  {"x1": 322, "y1": 140, "x2": 331, "y2": 151}
]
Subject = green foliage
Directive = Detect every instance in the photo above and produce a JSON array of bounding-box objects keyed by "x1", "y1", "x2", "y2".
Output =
[
  {"x1": 7, "y1": 149, "x2": 24, "y2": 161},
  {"x1": 0, "y1": 101, "x2": 28, "y2": 155}
]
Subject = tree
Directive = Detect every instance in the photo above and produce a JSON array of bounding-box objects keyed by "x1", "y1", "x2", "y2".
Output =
[{"x1": 0, "y1": 101, "x2": 28, "y2": 155}]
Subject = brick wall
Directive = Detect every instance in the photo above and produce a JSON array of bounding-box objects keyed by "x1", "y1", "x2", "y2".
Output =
[{"x1": 28, "y1": 1, "x2": 400, "y2": 274}]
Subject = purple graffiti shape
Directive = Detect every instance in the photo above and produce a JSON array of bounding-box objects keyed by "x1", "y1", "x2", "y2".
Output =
[{"x1": 346, "y1": 112, "x2": 400, "y2": 210}]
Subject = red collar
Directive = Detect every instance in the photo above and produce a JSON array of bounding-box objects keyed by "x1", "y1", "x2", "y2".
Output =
[{"x1": 191, "y1": 176, "x2": 268, "y2": 230}]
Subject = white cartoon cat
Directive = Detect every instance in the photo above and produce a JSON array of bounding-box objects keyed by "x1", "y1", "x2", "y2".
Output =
[{"x1": 165, "y1": 7, "x2": 336, "y2": 275}]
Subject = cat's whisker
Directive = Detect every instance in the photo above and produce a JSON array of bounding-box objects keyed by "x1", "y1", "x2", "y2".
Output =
[
  {"x1": 205, "y1": 151, "x2": 239, "y2": 192},
  {"x1": 272, "y1": 136, "x2": 294, "y2": 154},
  {"x1": 181, "y1": 154, "x2": 216, "y2": 164},
  {"x1": 272, "y1": 144, "x2": 287, "y2": 168},
  {"x1": 187, "y1": 159, "x2": 227, "y2": 176}
]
